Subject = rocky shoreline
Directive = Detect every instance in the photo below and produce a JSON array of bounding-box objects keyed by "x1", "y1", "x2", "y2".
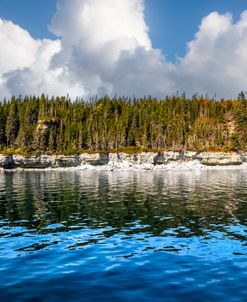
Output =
[{"x1": 0, "y1": 151, "x2": 246, "y2": 170}]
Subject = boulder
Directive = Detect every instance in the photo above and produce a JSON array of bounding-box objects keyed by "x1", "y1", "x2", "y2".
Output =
[
  {"x1": 53, "y1": 155, "x2": 80, "y2": 167},
  {"x1": 0, "y1": 155, "x2": 14, "y2": 168},
  {"x1": 80, "y1": 153, "x2": 109, "y2": 165},
  {"x1": 197, "y1": 152, "x2": 243, "y2": 166}
]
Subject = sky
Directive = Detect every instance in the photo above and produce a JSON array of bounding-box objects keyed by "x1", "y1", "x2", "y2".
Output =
[{"x1": 0, "y1": 0, "x2": 247, "y2": 99}]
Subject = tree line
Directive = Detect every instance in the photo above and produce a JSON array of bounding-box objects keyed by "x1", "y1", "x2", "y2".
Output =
[{"x1": 0, "y1": 94, "x2": 247, "y2": 154}]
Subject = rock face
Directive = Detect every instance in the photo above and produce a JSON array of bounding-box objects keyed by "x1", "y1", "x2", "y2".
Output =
[
  {"x1": 13, "y1": 155, "x2": 51, "y2": 169},
  {"x1": 197, "y1": 152, "x2": 243, "y2": 166},
  {"x1": 0, "y1": 151, "x2": 247, "y2": 169},
  {"x1": 53, "y1": 155, "x2": 80, "y2": 168},
  {"x1": 80, "y1": 153, "x2": 109, "y2": 166},
  {"x1": 0, "y1": 155, "x2": 13, "y2": 169}
]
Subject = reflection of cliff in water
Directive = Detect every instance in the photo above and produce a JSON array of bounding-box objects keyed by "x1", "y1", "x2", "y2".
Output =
[{"x1": 0, "y1": 170, "x2": 247, "y2": 240}]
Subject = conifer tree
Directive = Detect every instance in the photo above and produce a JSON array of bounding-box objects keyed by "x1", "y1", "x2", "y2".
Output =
[{"x1": 6, "y1": 97, "x2": 19, "y2": 147}]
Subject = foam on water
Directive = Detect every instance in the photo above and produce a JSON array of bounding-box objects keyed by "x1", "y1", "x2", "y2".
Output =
[
  {"x1": 2, "y1": 159, "x2": 247, "y2": 172},
  {"x1": 56, "y1": 160, "x2": 247, "y2": 171}
]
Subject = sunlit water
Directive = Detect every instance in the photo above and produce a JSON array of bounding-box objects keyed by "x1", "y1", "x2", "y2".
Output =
[{"x1": 0, "y1": 170, "x2": 247, "y2": 301}]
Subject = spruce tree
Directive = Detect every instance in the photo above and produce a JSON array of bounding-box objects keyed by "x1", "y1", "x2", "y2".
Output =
[{"x1": 6, "y1": 97, "x2": 19, "y2": 147}]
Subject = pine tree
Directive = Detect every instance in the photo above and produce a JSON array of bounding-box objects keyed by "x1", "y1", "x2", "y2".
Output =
[
  {"x1": 0, "y1": 106, "x2": 6, "y2": 148},
  {"x1": 6, "y1": 97, "x2": 19, "y2": 147}
]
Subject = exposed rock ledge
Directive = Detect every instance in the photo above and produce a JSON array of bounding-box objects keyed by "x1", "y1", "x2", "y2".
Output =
[{"x1": 0, "y1": 151, "x2": 246, "y2": 169}]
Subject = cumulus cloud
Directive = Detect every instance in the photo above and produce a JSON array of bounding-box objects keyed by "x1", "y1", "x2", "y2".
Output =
[
  {"x1": 48, "y1": 0, "x2": 155, "y2": 96},
  {"x1": 0, "y1": 0, "x2": 247, "y2": 99},
  {"x1": 0, "y1": 19, "x2": 40, "y2": 97},
  {"x1": 178, "y1": 11, "x2": 247, "y2": 97},
  {"x1": 0, "y1": 19, "x2": 38, "y2": 74},
  {"x1": 0, "y1": 18, "x2": 85, "y2": 97}
]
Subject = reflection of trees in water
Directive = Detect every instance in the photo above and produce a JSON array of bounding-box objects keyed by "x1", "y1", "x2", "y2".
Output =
[{"x1": 0, "y1": 170, "x2": 247, "y2": 238}]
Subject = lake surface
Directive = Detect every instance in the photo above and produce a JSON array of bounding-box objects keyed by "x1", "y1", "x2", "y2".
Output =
[{"x1": 0, "y1": 169, "x2": 247, "y2": 301}]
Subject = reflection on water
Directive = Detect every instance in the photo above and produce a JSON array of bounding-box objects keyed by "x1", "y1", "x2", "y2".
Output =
[{"x1": 0, "y1": 170, "x2": 247, "y2": 301}]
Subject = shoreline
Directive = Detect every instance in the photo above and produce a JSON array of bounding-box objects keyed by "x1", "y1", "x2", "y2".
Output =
[
  {"x1": 1, "y1": 161, "x2": 247, "y2": 173},
  {"x1": 1, "y1": 151, "x2": 247, "y2": 171}
]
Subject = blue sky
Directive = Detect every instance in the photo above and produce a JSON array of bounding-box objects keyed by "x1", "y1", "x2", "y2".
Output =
[
  {"x1": 145, "y1": 0, "x2": 247, "y2": 60},
  {"x1": 1, "y1": 0, "x2": 247, "y2": 61}
]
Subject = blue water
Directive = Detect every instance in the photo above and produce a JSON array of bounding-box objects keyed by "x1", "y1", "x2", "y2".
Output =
[{"x1": 0, "y1": 170, "x2": 247, "y2": 301}]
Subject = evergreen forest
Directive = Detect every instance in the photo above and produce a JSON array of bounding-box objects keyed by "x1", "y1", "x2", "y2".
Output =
[{"x1": 0, "y1": 94, "x2": 247, "y2": 155}]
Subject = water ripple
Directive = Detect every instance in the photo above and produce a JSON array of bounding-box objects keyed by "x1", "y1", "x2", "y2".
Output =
[{"x1": 0, "y1": 170, "x2": 247, "y2": 301}]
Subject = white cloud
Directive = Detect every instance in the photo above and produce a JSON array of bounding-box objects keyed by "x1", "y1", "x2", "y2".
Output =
[
  {"x1": 0, "y1": 18, "x2": 86, "y2": 97},
  {"x1": 48, "y1": 0, "x2": 154, "y2": 97},
  {"x1": 178, "y1": 11, "x2": 247, "y2": 97},
  {"x1": 0, "y1": 19, "x2": 38, "y2": 74},
  {"x1": 50, "y1": 0, "x2": 151, "y2": 51},
  {"x1": 1, "y1": 1, "x2": 247, "y2": 99},
  {"x1": 0, "y1": 19, "x2": 40, "y2": 97},
  {"x1": 5, "y1": 38, "x2": 86, "y2": 97}
]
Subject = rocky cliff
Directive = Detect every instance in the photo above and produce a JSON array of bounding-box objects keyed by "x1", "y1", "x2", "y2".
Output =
[{"x1": 0, "y1": 151, "x2": 247, "y2": 169}]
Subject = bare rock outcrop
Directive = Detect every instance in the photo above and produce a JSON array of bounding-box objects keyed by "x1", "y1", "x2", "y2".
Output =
[
  {"x1": 197, "y1": 152, "x2": 243, "y2": 166},
  {"x1": 0, "y1": 151, "x2": 247, "y2": 169}
]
